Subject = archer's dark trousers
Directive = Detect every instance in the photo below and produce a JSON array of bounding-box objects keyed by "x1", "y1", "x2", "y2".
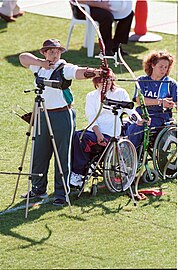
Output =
[{"x1": 31, "y1": 108, "x2": 76, "y2": 201}]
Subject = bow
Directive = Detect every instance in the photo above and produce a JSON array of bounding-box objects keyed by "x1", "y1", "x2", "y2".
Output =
[
  {"x1": 118, "y1": 45, "x2": 150, "y2": 197},
  {"x1": 73, "y1": 0, "x2": 110, "y2": 140}
]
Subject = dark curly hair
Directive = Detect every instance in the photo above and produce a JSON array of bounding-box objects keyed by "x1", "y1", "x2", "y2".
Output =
[{"x1": 143, "y1": 50, "x2": 174, "y2": 76}]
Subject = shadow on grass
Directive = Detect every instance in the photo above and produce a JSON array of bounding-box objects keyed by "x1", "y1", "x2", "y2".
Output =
[
  {"x1": 70, "y1": 187, "x2": 127, "y2": 213},
  {"x1": 0, "y1": 18, "x2": 8, "y2": 33},
  {"x1": 0, "y1": 187, "x2": 130, "y2": 247},
  {"x1": 0, "y1": 196, "x2": 55, "y2": 247},
  {"x1": 5, "y1": 50, "x2": 42, "y2": 67},
  {"x1": 0, "y1": 177, "x2": 175, "y2": 247}
]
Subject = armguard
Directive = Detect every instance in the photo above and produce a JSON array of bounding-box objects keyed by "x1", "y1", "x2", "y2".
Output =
[{"x1": 84, "y1": 68, "x2": 96, "y2": 78}]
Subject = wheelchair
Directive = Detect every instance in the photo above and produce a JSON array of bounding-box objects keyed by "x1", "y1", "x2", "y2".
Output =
[
  {"x1": 77, "y1": 137, "x2": 137, "y2": 196},
  {"x1": 77, "y1": 97, "x2": 177, "y2": 202},
  {"x1": 134, "y1": 120, "x2": 177, "y2": 187},
  {"x1": 77, "y1": 99, "x2": 138, "y2": 204}
]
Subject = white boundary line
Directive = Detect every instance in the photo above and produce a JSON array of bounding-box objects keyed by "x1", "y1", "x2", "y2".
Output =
[{"x1": 0, "y1": 198, "x2": 53, "y2": 215}]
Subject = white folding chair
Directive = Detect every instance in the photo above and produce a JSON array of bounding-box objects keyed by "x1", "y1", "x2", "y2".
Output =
[{"x1": 66, "y1": 3, "x2": 98, "y2": 57}]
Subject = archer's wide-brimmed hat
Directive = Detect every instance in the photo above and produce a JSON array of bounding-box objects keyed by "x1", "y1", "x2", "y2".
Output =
[{"x1": 39, "y1": 39, "x2": 66, "y2": 54}]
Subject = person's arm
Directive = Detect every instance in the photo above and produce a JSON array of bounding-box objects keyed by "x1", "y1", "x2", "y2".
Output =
[
  {"x1": 136, "y1": 96, "x2": 176, "y2": 109},
  {"x1": 75, "y1": 67, "x2": 101, "y2": 79},
  {"x1": 92, "y1": 125, "x2": 107, "y2": 146},
  {"x1": 126, "y1": 107, "x2": 150, "y2": 126},
  {"x1": 19, "y1": 52, "x2": 52, "y2": 69},
  {"x1": 120, "y1": 89, "x2": 150, "y2": 126}
]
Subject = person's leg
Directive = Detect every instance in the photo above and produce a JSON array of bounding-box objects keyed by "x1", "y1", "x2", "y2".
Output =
[
  {"x1": 31, "y1": 112, "x2": 53, "y2": 195},
  {"x1": 71, "y1": 5, "x2": 114, "y2": 53},
  {"x1": 90, "y1": 7, "x2": 114, "y2": 53},
  {"x1": 72, "y1": 130, "x2": 98, "y2": 175},
  {"x1": 50, "y1": 109, "x2": 75, "y2": 201},
  {"x1": 13, "y1": 2, "x2": 24, "y2": 17},
  {"x1": 0, "y1": 0, "x2": 17, "y2": 17},
  {"x1": 112, "y1": 11, "x2": 134, "y2": 52},
  {"x1": 126, "y1": 123, "x2": 144, "y2": 150}
]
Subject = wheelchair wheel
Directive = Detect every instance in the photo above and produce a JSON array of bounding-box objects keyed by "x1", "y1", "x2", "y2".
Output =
[
  {"x1": 103, "y1": 138, "x2": 137, "y2": 193},
  {"x1": 153, "y1": 126, "x2": 177, "y2": 180},
  {"x1": 142, "y1": 168, "x2": 158, "y2": 184}
]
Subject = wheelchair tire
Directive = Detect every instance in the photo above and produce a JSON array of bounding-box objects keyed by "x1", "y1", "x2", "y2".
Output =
[
  {"x1": 153, "y1": 126, "x2": 177, "y2": 180},
  {"x1": 142, "y1": 168, "x2": 158, "y2": 184},
  {"x1": 103, "y1": 138, "x2": 137, "y2": 193}
]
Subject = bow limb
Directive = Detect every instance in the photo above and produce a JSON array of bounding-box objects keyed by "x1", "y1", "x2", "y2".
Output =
[
  {"x1": 118, "y1": 46, "x2": 150, "y2": 197},
  {"x1": 74, "y1": 0, "x2": 108, "y2": 70},
  {"x1": 74, "y1": 0, "x2": 109, "y2": 141},
  {"x1": 118, "y1": 46, "x2": 149, "y2": 121}
]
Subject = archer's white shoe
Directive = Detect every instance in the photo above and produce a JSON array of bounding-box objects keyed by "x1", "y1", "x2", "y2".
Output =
[{"x1": 70, "y1": 172, "x2": 83, "y2": 187}]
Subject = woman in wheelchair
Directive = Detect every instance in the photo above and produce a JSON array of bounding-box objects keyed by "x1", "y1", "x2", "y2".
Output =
[
  {"x1": 125, "y1": 50, "x2": 177, "y2": 182},
  {"x1": 126, "y1": 50, "x2": 177, "y2": 150},
  {"x1": 70, "y1": 72, "x2": 146, "y2": 188}
]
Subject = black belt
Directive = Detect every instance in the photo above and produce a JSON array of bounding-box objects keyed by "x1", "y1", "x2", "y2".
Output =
[{"x1": 47, "y1": 105, "x2": 71, "y2": 112}]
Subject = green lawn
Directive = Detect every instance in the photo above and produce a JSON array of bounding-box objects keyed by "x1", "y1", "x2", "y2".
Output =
[{"x1": 0, "y1": 9, "x2": 177, "y2": 270}]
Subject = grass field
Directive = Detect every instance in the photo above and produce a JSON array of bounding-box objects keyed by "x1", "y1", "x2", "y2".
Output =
[{"x1": 0, "y1": 7, "x2": 177, "y2": 270}]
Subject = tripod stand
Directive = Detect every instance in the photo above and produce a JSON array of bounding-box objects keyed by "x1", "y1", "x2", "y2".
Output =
[{"x1": 12, "y1": 86, "x2": 72, "y2": 218}]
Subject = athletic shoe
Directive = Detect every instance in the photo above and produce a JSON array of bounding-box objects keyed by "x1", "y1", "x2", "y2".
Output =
[
  {"x1": 70, "y1": 172, "x2": 83, "y2": 187},
  {"x1": 53, "y1": 198, "x2": 66, "y2": 206},
  {"x1": 21, "y1": 190, "x2": 48, "y2": 199}
]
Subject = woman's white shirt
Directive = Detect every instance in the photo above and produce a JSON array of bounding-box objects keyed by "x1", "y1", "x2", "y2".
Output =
[
  {"x1": 29, "y1": 60, "x2": 78, "y2": 109},
  {"x1": 109, "y1": 0, "x2": 132, "y2": 19},
  {"x1": 85, "y1": 87, "x2": 135, "y2": 137}
]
